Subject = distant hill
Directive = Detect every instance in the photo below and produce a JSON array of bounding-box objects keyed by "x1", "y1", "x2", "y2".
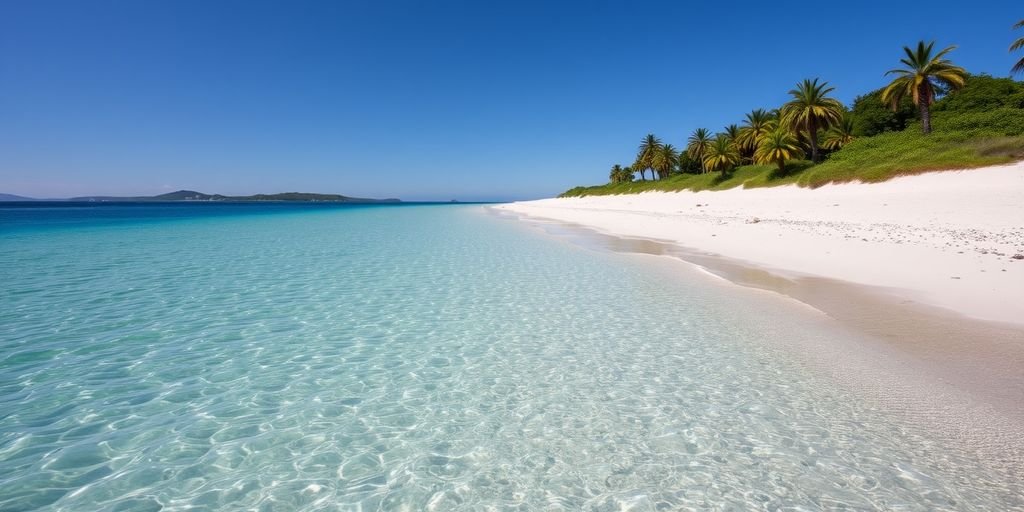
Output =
[
  {"x1": 66, "y1": 190, "x2": 400, "y2": 203},
  {"x1": 152, "y1": 190, "x2": 222, "y2": 201},
  {"x1": 0, "y1": 193, "x2": 36, "y2": 201},
  {"x1": 233, "y1": 192, "x2": 400, "y2": 203}
]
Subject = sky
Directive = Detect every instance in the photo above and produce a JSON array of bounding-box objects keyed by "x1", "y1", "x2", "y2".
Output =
[{"x1": 1, "y1": 0, "x2": 1021, "y2": 201}]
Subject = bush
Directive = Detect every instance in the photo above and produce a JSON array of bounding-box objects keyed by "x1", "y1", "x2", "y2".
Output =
[
  {"x1": 932, "y1": 74, "x2": 1024, "y2": 112},
  {"x1": 850, "y1": 87, "x2": 917, "y2": 137},
  {"x1": 931, "y1": 108, "x2": 1024, "y2": 137}
]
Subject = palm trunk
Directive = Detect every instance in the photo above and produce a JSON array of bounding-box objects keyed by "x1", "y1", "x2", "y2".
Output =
[
  {"x1": 919, "y1": 103, "x2": 931, "y2": 134},
  {"x1": 777, "y1": 158, "x2": 785, "y2": 174},
  {"x1": 807, "y1": 118, "x2": 820, "y2": 163},
  {"x1": 919, "y1": 83, "x2": 932, "y2": 134}
]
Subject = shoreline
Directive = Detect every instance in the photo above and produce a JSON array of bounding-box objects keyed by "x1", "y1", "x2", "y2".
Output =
[
  {"x1": 495, "y1": 209, "x2": 1024, "y2": 409},
  {"x1": 499, "y1": 162, "x2": 1024, "y2": 326},
  {"x1": 490, "y1": 164, "x2": 1024, "y2": 470}
]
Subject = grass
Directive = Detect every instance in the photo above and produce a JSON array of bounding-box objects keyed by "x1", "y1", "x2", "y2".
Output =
[
  {"x1": 561, "y1": 161, "x2": 815, "y2": 197},
  {"x1": 561, "y1": 109, "x2": 1024, "y2": 197}
]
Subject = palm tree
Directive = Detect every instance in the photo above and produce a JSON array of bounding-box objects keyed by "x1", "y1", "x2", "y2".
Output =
[
  {"x1": 754, "y1": 128, "x2": 804, "y2": 173},
  {"x1": 651, "y1": 144, "x2": 679, "y2": 179},
  {"x1": 687, "y1": 128, "x2": 714, "y2": 173},
  {"x1": 635, "y1": 134, "x2": 662, "y2": 181},
  {"x1": 881, "y1": 41, "x2": 967, "y2": 134},
  {"x1": 703, "y1": 135, "x2": 741, "y2": 175},
  {"x1": 609, "y1": 164, "x2": 632, "y2": 184},
  {"x1": 822, "y1": 114, "x2": 855, "y2": 150},
  {"x1": 781, "y1": 78, "x2": 844, "y2": 163},
  {"x1": 738, "y1": 109, "x2": 777, "y2": 156},
  {"x1": 1012, "y1": 20, "x2": 1024, "y2": 75},
  {"x1": 724, "y1": 124, "x2": 741, "y2": 141}
]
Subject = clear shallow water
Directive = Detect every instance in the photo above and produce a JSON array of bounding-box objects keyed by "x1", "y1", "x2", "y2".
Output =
[{"x1": 0, "y1": 203, "x2": 1020, "y2": 511}]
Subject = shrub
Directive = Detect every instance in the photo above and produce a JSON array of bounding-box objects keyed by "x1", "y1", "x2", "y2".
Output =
[
  {"x1": 931, "y1": 108, "x2": 1024, "y2": 137},
  {"x1": 932, "y1": 74, "x2": 1024, "y2": 112},
  {"x1": 850, "y1": 87, "x2": 917, "y2": 136}
]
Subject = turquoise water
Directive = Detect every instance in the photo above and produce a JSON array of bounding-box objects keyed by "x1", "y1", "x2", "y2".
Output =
[{"x1": 1, "y1": 203, "x2": 1020, "y2": 511}]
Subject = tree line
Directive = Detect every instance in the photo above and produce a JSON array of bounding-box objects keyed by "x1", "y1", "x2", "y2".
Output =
[{"x1": 609, "y1": 24, "x2": 1024, "y2": 185}]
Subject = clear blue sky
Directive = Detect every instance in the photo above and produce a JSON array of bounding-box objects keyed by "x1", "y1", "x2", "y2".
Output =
[{"x1": 1, "y1": 1, "x2": 1021, "y2": 201}]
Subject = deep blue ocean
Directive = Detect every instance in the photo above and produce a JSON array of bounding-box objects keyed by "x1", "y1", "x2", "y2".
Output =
[{"x1": 1, "y1": 202, "x2": 1020, "y2": 511}]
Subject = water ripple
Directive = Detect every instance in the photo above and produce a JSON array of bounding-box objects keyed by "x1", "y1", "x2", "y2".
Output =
[{"x1": 0, "y1": 204, "x2": 1021, "y2": 511}]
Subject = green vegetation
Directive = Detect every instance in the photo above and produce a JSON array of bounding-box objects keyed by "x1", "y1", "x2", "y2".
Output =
[
  {"x1": 850, "y1": 88, "x2": 916, "y2": 136},
  {"x1": 609, "y1": 164, "x2": 632, "y2": 184},
  {"x1": 738, "y1": 109, "x2": 775, "y2": 157},
  {"x1": 755, "y1": 129, "x2": 804, "y2": 173},
  {"x1": 634, "y1": 134, "x2": 661, "y2": 181},
  {"x1": 931, "y1": 73, "x2": 1024, "y2": 111},
  {"x1": 562, "y1": 30, "x2": 1024, "y2": 198},
  {"x1": 564, "y1": 108, "x2": 1024, "y2": 197},
  {"x1": 781, "y1": 78, "x2": 845, "y2": 162},
  {"x1": 652, "y1": 144, "x2": 679, "y2": 180},
  {"x1": 686, "y1": 128, "x2": 713, "y2": 174},
  {"x1": 703, "y1": 135, "x2": 741, "y2": 174},
  {"x1": 881, "y1": 41, "x2": 967, "y2": 134},
  {"x1": 822, "y1": 114, "x2": 855, "y2": 150}
]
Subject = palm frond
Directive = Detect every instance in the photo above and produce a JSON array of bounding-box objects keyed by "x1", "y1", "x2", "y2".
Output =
[
  {"x1": 754, "y1": 128, "x2": 804, "y2": 171},
  {"x1": 931, "y1": 44, "x2": 957, "y2": 62},
  {"x1": 882, "y1": 40, "x2": 966, "y2": 110}
]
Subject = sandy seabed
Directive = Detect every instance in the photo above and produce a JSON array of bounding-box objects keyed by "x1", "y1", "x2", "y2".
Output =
[{"x1": 494, "y1": 162, "x2": 1024, "y2": 473}]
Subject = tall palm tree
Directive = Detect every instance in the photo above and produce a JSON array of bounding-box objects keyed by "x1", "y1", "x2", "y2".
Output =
[
  {"x1": 651, "y1": 144, "x2": 679, "y2": 180},
  {"x1": 881, "y1": 41, "x2": 967, "y2": 134},
  {"x1": 822, "y1": 114, "x2": 855, "y2": 150},
  {"x1": 687, "y1": 128, "x2": 714, "y2": 174},
  {"x1": 724, "y1": 124, "x2": 741, "y2": 141},
  {"x1": 781, "y1": 78, "x2": 844, "y2": 163},
  {"x1": 755, "y1": 128, "x2": 804, "y2": 173},
  {"x1": 738, "y1": 109, "x2": 777, "y2": 156},
  {"x1": 631, "y1": 159, "x2": 647, "y2": 181},
  {"x1": 1012, "y1": 20, "x2": 1024, "y2": 75},
  {"x1": 703, "y1": 135, "x2": 741, "y2": 175},
  {"x1": 635, "y1": 134, "x2": 663, "y2": 181}
]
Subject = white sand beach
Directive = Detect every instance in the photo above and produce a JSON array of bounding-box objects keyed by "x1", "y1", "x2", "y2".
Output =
[{"x1": 498, "y1": 161, "x2": 1024, "y2": 326}]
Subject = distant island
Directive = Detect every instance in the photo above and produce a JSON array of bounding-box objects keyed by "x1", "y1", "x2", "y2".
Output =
[
  {"x1": 0, "y1": 190, "x2": 400, "y2": 203},
  {"x1": 0, "y1": 193, "x2": 36, "y2": 201}
]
